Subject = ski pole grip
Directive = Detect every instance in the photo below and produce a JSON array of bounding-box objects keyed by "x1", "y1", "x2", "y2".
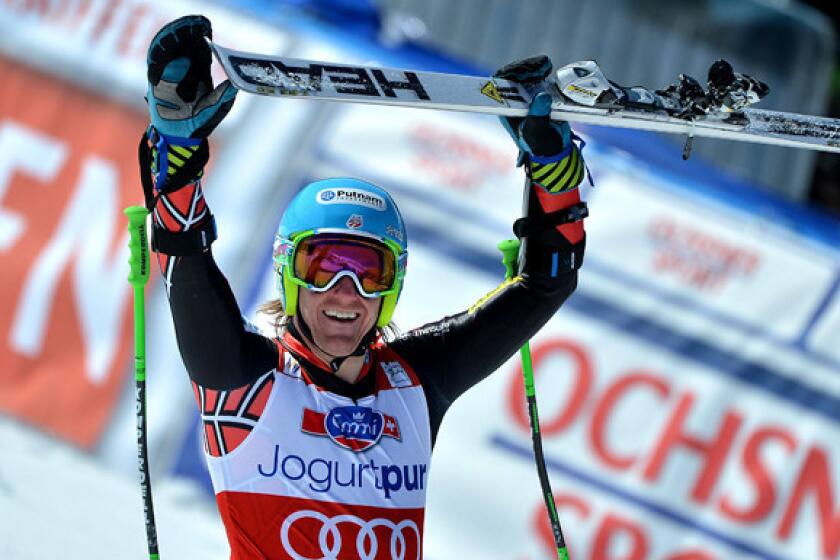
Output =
[
  {"x1": 497, "y1": 238, "x2": 521, "y2": 280},
  {"x1": 125, "y1": 206, "x2": 151, "y2": 287}
]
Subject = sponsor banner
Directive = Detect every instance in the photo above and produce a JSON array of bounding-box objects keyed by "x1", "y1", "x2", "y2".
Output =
[
  {"x1": 0, "y1": 0, "x2": 289, "y2": 120},
  {"x1": 808, "y1": 284, "x2": 840, "y2": 359},
  {"x1": 148, "y1": 21, "x2": 840, "y2": 560},
  {"x1": 307, "y1": 102, "x2": 840, "y2": 559},
  {"x1": 426, "y1": 318, "x2": 840, "y2": 560},
  {"x1": 242, "y1": 211, "x2": 840, "y2": 558},
  {"x1": 0, "y1": 56, "x2": 147, "y2": 447},
  {"x1": 318, "y1": 103, "x2": 523, "y2": 250},
  {"x1": 585, "y1": 171, "x2": 838, "y2": 344},
  {"x1": 0, "y1": 0, "x2": 300, "y2": 462},
  {"x1": 322, "y1": 102, "x2": 840, "y2": 376}
]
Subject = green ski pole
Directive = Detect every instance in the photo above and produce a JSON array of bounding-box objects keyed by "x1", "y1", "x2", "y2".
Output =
[
  {"x1": 125, "y1": 206, "x2": 160, "y2": 560},
  {"x1": 498, "y1": 238, "x2": 568, "y2": 560}
]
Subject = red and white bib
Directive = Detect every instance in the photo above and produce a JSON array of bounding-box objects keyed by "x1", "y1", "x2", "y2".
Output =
[{"x1": 203, "y1": 343, "x2": 432, "y2": 560}]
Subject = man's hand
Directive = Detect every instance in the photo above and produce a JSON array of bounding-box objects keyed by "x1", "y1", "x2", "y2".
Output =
[
  {"x1": 495, "y1": 55, "x2": 584, "y2": 193},
  {"x1": 496, "y1": 55, "x2": 587, "y2": 270},
  {"x1": 496, "y1": 55, "x2": 569, "y2": 156},
  {"x1": 147, "y1": 15, "x2": 236, "y2": 140}
]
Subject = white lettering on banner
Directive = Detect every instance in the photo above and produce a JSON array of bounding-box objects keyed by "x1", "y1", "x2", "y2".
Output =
[
  {"x1": 508, "y1": 338, "x2": 840, "y2": 559},
  {"x1": 10, "y1": 139, "x2": 129, "y2": 385},
  {"x1": 280, "y1": 510, "x2": 420, "y2": 560},
  {"x1": 0, "y1": 121, "x2": 67, "y2": 251}
]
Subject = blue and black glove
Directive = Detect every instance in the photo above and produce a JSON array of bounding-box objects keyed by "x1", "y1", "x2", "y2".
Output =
[
  {"x1": 144, "y1": 15, "x2": 237, "y2": 193},
  {"x1": 496, "y1": 55, "x2": 587, "y2": 272},
  {"x1": 147, "y1": 14, "x2": 236, "y2": 139},
  {"x1": 495, "y1": 55, "x2": 586, "y2": 193}
]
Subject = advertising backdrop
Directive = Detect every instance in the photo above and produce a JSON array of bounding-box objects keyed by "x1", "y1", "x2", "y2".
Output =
[
  {"x1": 0, "y1": 55, "x2": 146, "y2": 447},
  {"x1": 2, "y1": 2, "x2": 839, "y2": 559},
  {"x1": 239, "y1": 98, "x2": 840, "y2": 559}
]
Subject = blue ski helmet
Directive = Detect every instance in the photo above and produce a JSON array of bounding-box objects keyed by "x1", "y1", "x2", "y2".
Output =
[{"x1": 273, "y1": 178, "x2": 408, "y2": 327}]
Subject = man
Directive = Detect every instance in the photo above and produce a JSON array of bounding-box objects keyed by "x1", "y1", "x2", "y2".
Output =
[{"x1": 142, "y1": 15, "x2": 587, "y2": 560}]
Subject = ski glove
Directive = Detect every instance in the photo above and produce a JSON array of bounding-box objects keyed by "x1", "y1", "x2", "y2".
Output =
[
  {"x1": 147, "y1": 15, "x2": 236, "y2": 140},
  {"x1": 145, "y1": 15, "x2": 236, "y2": 193},
  {"x1": 496, "y1": 56, "x2": 587, "y2": 272},
  {"x1": 495, "y1": 55, "x2": 585, "y2": 193}
]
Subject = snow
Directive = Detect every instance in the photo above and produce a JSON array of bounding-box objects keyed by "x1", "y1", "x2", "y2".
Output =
[{"x1": 0, "y1": 416, "x2": 229, "y2": 560}]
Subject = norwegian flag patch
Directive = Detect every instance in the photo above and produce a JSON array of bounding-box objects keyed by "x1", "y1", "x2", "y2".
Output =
[{"x1": 301, "y1": 406, "x2": 401, "y2": 452}]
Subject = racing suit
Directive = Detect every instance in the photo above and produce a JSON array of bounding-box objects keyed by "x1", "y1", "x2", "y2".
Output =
[{"x1": 146, "y1": 136, "x2": 583, "y2": 560}]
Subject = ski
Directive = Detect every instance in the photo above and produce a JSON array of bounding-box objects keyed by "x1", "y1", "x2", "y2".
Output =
[{"x1": 209, "y1": 41, "x2": 840, "y2": 155}]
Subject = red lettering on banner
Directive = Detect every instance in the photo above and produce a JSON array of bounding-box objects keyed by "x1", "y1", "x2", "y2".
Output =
[
  {"x1": 1, "y1": 0, "x2": 183, "y2": 65},
  {"x1": 592, "y1": 513, "x2": 648, "y2": 560},
  {"x1": 719, "y1": 427, "x2": 797, "y2": 523},
  {"x1": 0, "y1": 56, "x2": 146, "y2": 447},
  {"x1": 531, "y1": 492, "x2": 721, "y2": 560},
  {"x1": 665, "y1": 551, "x2": 717, "y2": 560},
  {"x1": 643, "y1": 393, "x2": 743, "y2": 503},
  {"x1": 115, "y1": 3, "x2": 155, "y2": 59},
  {"x1": 88, "y1": 0, "x2": 120, "y2": 42},
  {"x1": 408, "y1": 124, "x2": 511, "y2": 190},
  {"x1": 533, "y1": 494, "x2": 590, "y2": 556},
  {"x1": 511, "y1": 336, "x2": 840, "y2": 557},
  {"x1": 591, "y1": 371, "x2": 671, "y2": 470},
  {"x1": 507, "y1": 339, "x2": 593, "y2": 435},
  {"x1": 777, "y1": 446, "x2": 840, "y2": 558},
  {"x1": 648, "y1": 217, "x2": 760, "y2": 292}
]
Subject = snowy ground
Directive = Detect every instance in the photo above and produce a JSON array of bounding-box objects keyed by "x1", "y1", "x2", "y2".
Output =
[{"x1": 0, "y1": 416, "x2": 229, "y2": 560}]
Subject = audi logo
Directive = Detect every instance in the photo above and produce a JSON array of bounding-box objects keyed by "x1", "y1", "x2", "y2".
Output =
[{"x1": 280, "y1": 510, "x2": 420, "y2": 560}]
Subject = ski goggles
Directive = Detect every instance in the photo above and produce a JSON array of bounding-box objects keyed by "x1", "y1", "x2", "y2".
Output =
[{"x1": 278, "y1": 232, "x2": 405, "y2": 298}]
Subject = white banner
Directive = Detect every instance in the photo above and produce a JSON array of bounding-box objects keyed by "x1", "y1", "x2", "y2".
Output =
[
  {"x1": 0, "y1": 0, "x2": 288, "y2": 121},
  {"x1": 303, "y1": 102, "x2": 840, "y2": 560}
]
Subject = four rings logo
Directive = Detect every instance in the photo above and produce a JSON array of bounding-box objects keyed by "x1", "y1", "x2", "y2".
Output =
[
  {"x1": 281, "y1": 510, "x2": 420, "y2": 560},
  {"x1": 317, "y1": 188, "x2": 387, "y2": 211}
]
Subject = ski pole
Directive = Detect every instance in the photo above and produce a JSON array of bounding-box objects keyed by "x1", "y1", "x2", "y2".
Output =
[
  {"x1": 125, "y1": 205, "x2": 160, "y2": 560},
  {"x1": 498, "y1": 239, "x2": 568, "y2": 560}
]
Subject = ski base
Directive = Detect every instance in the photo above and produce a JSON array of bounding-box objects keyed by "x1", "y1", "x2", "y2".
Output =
[{"x1": 209, "y1": 41, "x2": 840, "y2": 155}]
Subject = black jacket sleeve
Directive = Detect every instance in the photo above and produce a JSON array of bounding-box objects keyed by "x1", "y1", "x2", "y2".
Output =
[
  {"x1": 165, "y1": 252, "x2": 279, "y2": 390},
  {"x1": 391, "y1": 268, "x2": 578, "y2": 441},
  {"x1": 390, "y1": 168, "x2": 585, "y2": 441},
  {"x1": 140, "y1": 129, "x2": 279, "y2": 391}
]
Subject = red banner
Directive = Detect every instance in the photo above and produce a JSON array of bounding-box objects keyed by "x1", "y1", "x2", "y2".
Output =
[{"x1": 0, "y1": 56, "x2": 147, "y2": 448}]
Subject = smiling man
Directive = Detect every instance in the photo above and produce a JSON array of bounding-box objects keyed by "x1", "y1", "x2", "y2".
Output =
[{"x1": 141, "y1": 15, "x2": 588, "y2": 560}]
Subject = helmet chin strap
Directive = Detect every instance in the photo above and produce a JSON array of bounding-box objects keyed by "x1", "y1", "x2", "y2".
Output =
[{"x1": 291, "y1": 312, "x2": 376, "y2": 373}]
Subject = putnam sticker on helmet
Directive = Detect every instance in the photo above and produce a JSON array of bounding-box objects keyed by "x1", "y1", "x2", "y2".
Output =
[{"x1": 317, "y1": 188, "x2": 387, "y2": 211}]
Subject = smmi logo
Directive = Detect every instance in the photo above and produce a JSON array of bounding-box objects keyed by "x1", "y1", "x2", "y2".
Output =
[
  {"x1": 301, "y1": 406, "x2": 401, "y2": 452},
  {"x1": 0, "y1": 58, "x2": 146, "y2": 448}
]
